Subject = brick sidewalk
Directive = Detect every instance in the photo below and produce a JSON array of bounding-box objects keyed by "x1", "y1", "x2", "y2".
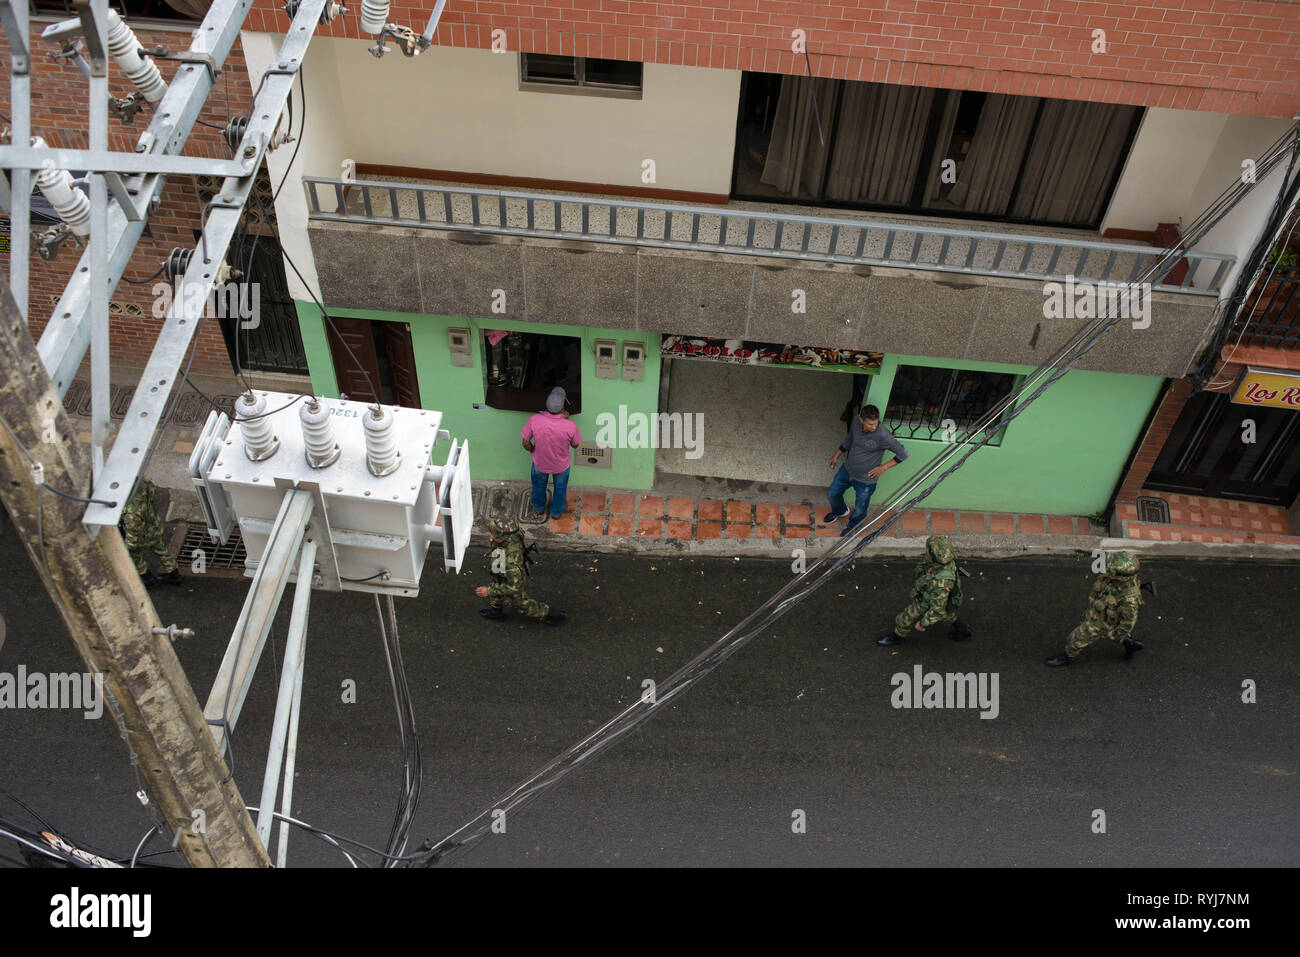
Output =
[
  {"x1": 1118, "y1": 489, "x2": 1299, "y2": 545},
  {"x1": 542, "y1": 488, "x2": 1101, "y2": 543}
]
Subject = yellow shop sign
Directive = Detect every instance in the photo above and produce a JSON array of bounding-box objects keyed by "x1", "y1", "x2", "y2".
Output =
[{"x1": 1231, "y1": 367, "x2": 1300, "y2": 410}]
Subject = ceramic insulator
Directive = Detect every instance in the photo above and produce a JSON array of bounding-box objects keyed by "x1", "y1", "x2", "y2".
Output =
[
  {"x1": 31, "y1": 138, "x2": 91, "y2": 237},
  {"x1": 299, "y1": 398, "x2": 339, "y2": 468},
  {"x1": 363, "y1": 405, "x2": 400, "y2": 476},
  {"x1": 238, "y1": 392, "x2": 278, "y2": 461},
  {"x1": 360, "y1": 0, "x2": 389, "y2": 34},
  {"x1": 106, "y1": 9, "x2": 167, "y2": 105}
]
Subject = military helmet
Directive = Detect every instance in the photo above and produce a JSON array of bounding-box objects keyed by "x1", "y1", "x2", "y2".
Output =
[
  {"x1": 487, "y1": 517, "x2": 521, "y2": 541},
  {"x1": 1106, "y1": 551, "x2": 1139, "y2": 577},
  {"x1": 926, "y1": 535, "x2": 955, "y2": 564}
]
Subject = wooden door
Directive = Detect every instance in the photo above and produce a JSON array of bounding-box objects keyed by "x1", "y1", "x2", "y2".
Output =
[
  {"x1": 324, "y1": 315, "x2": 382, "y2": 403},
  {"x1": 383, "y1": 322, "x2": 422, "y2": 409}
]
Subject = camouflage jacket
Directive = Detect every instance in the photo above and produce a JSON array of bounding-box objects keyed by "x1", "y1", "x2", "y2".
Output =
[
  {"x1": 486, "y1": 532, "x2": 528, "y2": 601},
  {"x1": 909, "y1": 557, "x2": 962, "y2": 627},
  {"x1": 1083, "y1": 575, "x2": 1142, "y2": 637},
  {"x1": 121, "y1": 479, "x2": 162, "y2": 540}
]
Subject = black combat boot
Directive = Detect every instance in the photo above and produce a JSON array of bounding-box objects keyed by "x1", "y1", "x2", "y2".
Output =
[
  {"x1": 140, "y1": 571, "x2": 159, "y2": 590},
  {"x1": 1122, "y1": 637, "x2": 1145, "y2": 660},
  {"x1": 948, "y1": 620, "x2": 973, "y2": 641},
  {"x1": 543, "y1": 610, "x2": 566, "y2": 626},
  {"x1": 159, "y1": 569, "x2": 183, "y2": 586},
  {"x1": 876, "y1": 632, "x2": 905, "y2": 646},
  {"x1": 1045, "y1": 653, "x2": 1075, "y2": 667},
  {"x1": 479, "y1": 608, "x2": 506, "y2": 620}
]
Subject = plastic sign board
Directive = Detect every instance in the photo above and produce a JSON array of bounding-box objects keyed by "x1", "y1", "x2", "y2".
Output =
[{"x1": 1231, "y1": 367, "x2": 1300, "y2": 411}]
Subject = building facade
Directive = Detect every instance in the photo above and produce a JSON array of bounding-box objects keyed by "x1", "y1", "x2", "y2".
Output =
[{"x1": 13, "y1": 1, "x2": 1300, "y2": 522}]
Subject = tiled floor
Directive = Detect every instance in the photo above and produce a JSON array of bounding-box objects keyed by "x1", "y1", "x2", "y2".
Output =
[
  {"x1": 1116, "y1": 490, "x2": 1299, "y2": 545},
  {"x1": 546, "y1": 487, "x2": 1098, "y2": 542}
]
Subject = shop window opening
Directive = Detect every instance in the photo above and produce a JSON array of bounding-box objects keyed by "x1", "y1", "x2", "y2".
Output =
[
  {"x1": 483, "y1": 330, "x2": 582, "y2": 414},
  {"x1": 884, "y1": 365, "x2": 1017, "y2": 446}
]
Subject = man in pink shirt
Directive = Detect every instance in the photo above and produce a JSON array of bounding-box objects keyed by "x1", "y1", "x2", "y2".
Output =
[{"x1": 522, "y1": 387, "x2": 582, "y2": 517}]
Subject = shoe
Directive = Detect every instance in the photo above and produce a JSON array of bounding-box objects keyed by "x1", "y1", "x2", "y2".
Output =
[
  {"x1": 948, "y1": 620, "x2": 973, "y2": 641},
  {"x1": 159, "y1": 569, "x2": 183, "y2": 585},
  {"x1": 1045, "y1": 653, "x2": 1075, "y2": 667},
  {"x1": 479, "y1": 608, "x2": 506, "y2": 620},
  {"x1": 543, "y1": 610, "x2": 566, "y2": 626},
  {"x1": 140, "y1": 571, "x2": 159, "y2": 590},
  {"x1": 1122, "y1": 637, "x2": 1145, "y2": 660},
  {"x1": 876, "y1": 632, "x2": 905, "y2": 646},
  {"x1": 822, "y1": 510, "x2": 846, "y2": 525}
]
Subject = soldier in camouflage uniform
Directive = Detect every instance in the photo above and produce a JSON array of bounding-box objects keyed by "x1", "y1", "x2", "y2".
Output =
[
  {"x1": 122, "y1": 478, "x2": 182, "y2": 589},
  {"x1": 1046, "y1": 551, "x2": 1143, "y2": 666},
  {"x1": 876, "y1": 535, "x2": 972, "y2": 645},
  {"x1": 474, "y1": 517, "x2": 565, "y2": 626}
]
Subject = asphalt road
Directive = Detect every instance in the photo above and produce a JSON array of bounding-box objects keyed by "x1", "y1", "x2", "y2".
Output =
[{"x1": 1, "y1": 524, "x2": 1297, "y2": 868}]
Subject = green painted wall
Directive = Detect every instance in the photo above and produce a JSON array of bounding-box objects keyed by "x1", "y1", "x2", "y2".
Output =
[
  {"x1": 859, "y1": 353, "x2": 1163, "y2": 515},
  {"x1": 295, "y1": 301, "x2": 661, "y2": 489}
]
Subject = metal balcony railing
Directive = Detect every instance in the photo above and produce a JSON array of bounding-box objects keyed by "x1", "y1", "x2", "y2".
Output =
[
  {"x1": 1231, "y1": 264, "x2": 1300, "y2": 347},
  {"x1": 304, "y1": 178, "x2": 1235, "y2": 296}
]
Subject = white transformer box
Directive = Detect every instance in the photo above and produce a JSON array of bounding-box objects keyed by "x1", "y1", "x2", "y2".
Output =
[{"x1": 188, "y1": 391, "x2": 473, "y2": 597}]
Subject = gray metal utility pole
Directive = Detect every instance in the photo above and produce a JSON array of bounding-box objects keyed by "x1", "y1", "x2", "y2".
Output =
[{"x1": 0, "y1": 281, "x2": 270, "y2": 867}]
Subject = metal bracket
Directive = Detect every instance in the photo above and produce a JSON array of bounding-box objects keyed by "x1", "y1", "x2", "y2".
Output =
[
  {"x1": 109, "y1": 91, "x2": 148, "y2": 124},
  {"x1": 141, "y1": 45, "x2": 219, "y2": 84},
  {"x1": 0, "y1": 0, "x2": 31, "y2": 74},
  {"x1": 103, "y1": 171, "x2": 144, "y2": 221},
  {"x1": 1, "y1": 145, "x2": 261, "y2": 178},
  {"x1": 72, "y1": 0, "x2": 107, "y2": 77},
  {"x1": 35, "y1": 223, "x2": 84, "y2": 261},
  {"x1": 274, "y1": 477, "x2": 341, "y2": 593}
]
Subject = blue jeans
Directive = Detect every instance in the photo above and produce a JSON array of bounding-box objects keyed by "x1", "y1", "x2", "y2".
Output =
[
  {"x1": 827, "y1": 465, "x2": 875, "y2": 536},
  {"x1": 531, "y1": 464, "x2": 570, "y2": 517}
]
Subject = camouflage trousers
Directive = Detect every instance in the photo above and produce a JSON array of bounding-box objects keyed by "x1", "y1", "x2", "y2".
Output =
[
  {"x1": 1064, "y1": 617, "x2": 1125, "y2": 657},
  {"x1": 490, "y1": 592, "x2": 550, "y2": 620},
  {"x1": 894, "y1": 600, "x2": 955, "y2": 637},
  {"x1": 127, "y1": 528, "x2": 177, "y2": 575}
]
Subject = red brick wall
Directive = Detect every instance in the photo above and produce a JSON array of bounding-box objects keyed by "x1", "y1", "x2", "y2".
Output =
[
  {"x1": 1116, "y1": 378, "x2": 1195, "y2": 503},
  {"x1": 247, "y1": 0, "x2": 1300, "y2": 118},
  {"x1": 1, "y1": 21, "x2": 258, "y2": 376}
]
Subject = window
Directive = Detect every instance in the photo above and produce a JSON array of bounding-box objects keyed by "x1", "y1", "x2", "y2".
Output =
[
  {"x1": 884, "y1": 366, "x2": 1018, "y2": 446},
  {"x1": 520, "y1": 55, "x2": 642, "y2": 97},
  {"x1": 734, "y1": 73, "x2": 1142, "y2": 229},
  {"x1": 32, "y1": 0, "x2": 200, "y2": 20},
  {"x1": 483, "y1": 330, "x2": 582, "y2": 414}
]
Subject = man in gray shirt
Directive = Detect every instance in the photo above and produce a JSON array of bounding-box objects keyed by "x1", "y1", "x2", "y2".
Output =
[{"x1": 825, "y1": 404, "x2": 908, "y2": 536}]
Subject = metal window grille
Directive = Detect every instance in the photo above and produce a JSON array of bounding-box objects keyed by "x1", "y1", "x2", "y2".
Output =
[{"x1": 883, "y1": 365, "x2": 1018, "y2": 446}]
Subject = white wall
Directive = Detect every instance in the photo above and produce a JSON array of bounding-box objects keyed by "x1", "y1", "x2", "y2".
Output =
[
  {"x1": 331, "y1": 42, "x2": 740, "y2": 194},
  {"x1": 242, "y1": 32, "x2": 351, "y2": 302},
  {"x1": 1186, "y1": 114, "x2": 1297, "y2": 298},
  {"x1": 1100, "y1": 107, "x2": 1294, "y2": 296},
  {"x1": 1101, "y1": 108, "x2": 1228, "y2": 233}
]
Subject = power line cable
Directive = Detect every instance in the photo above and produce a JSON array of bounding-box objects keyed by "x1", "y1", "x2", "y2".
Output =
[{"x1": 412, "y1": 122, "x2": 1298, "y2": 867}]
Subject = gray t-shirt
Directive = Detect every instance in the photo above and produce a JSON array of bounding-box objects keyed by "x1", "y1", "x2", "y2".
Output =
[{"x1": 838, "y1": 423, "x2": 908, "y2": 484}]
